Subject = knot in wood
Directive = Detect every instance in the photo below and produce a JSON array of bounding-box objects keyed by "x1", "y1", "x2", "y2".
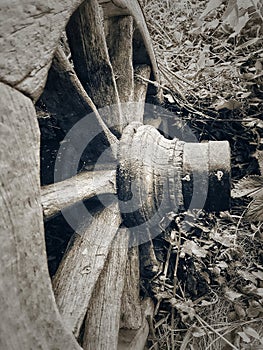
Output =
[{"x1": 117, "y1": 123, "x2": 231, "y2": 229}]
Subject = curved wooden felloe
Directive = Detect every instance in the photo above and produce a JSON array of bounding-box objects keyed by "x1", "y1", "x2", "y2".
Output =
[
  {"x1": 0, "y1": 0, "x2": 84, "y2": 100},
  {"x1": 0, "y1": 83, "x2": 81, "y2": 350}
]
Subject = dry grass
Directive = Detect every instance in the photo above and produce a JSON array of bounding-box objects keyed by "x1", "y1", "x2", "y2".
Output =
[
  {"x1": 139, "y1": 1, "x2": 263, "y2": 349},
  {"x1": 141, "y1": 0, "x2": 263, "y2": 114}
]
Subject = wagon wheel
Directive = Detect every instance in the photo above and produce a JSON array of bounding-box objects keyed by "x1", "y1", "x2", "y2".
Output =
[
  {"x1": 0, "y1": 0, "x2": 231, "y2": 349},
  {"x1": 39, "y1": 1, "x2": 162, "y2": 347}
]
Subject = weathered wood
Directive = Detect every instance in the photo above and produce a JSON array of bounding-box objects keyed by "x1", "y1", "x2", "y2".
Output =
[
  {"x1": 134, "y1": 65, "x2": 151, "y2": 103},
  {"x1": 139, "y1": 228, "x2": 160, "y2": 278},
  {"x1": 118, "y1": 124, "x2": 231, "y2": 230},
  {"x1": 118, "y1": 298, "x2": 154, "y2": 350},
  {"x1": 83, "y1": 229, "x2": 129, "y2": 350},
  {"x1": 39, "y1": 46, "x2": 92, "y2": 132},
  {"x1": 118, "y1": 321, "x2": 149, "y2": 350},
  {"x1": 0, "y1": 2, "x2": 165, "y2": 349},
  {"x1": 106, "y1": 15, "x2": 134, "y2": 102},
  {"x1": 54, "y1": 46, "x2": 119, "y2": 157},
  {"x1": 120, "y1": 246, "x2": 143, "y2": 330},
  {"x1": 98, "y1": 0, "x2": 160, "y2": 92},
  {"x1": 41, "y1": 170, "x2": 116, "y2": 219},
  {"x1": 117, "y1": 123, "x2": 184, "y2": 230},
  {"x1": 52, "y1": 202, "x2": 121, "y2": 337},
  {"x1": 66, "y1": 0, "x2": 123, "y2": 130},
  {"x1": 0, "y1": 0, "x2": 83, "y2": 100},
  {"x1": 134, "y1": 64, "x2": 151, "y2": 122},
  {"x1": 106, "y1": 15, "x2": 134, "y2": 127},
  {"x1": 182, "y1": 141, "x2": 231, "y2": 211},
  {"x1": 0, "y1": 83, "x2": 81, "y2": 350},
  {"x1": 98, "y1": 0, "x2": 130, "y2": 18},
  {"x1": 0, "y1": 0, "x2": 160, "y2": 102}
]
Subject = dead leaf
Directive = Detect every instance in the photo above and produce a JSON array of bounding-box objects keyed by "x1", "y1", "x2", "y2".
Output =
[
  {"x1": 172, "y1": 300, "x2": 196, "y2": 322},
  {"x1": 229, "y1": 12, "x2": 250, "y2": 38},
  {"x1": 213, "y1": 98, "x2": 242, "y2": 110},
  {"x1": 216, "y1": 261, "x2": 228, "y2": 269},
  {"x1": 244, "y1": 326, "x2": 260, "y2": 340},
  {"x1": 191, "y1": 326, "x2": 206, "y2": 338},
  {"x1": 237, "y1": 331, "x2": 250, "y2": 343},
  {"x1": 197, "y1": 52, "x2": 206, "y2": 70},
  {"x1": 238, "y1": 0, "x2": 254, "y2": 9},
  {"x1": 224, "y1": 288, "x2": 242, "y2": 301},
  {"x1": 200, "y1": 0, "x2": 223, "y2": 18},
  {"x1": 237, "y1": 269, "x2": 258, "y2": 284},
  {"x1": 241, "y1": 284, "x2": 263, "y2": 297},
  {"x1": 252, "y1": 270, "x2": 263, "y2": 281},
  {"x1": 222, "y1": 0, "x2": 237, "y2": 21},
  {"x1": 234, "y1": 303, "x2": 246, "y2": 318},
  {"x1": 246, "y1": 196, "x2": 263, "y2": 222},
  {"x1": 206, "y1": 18, "x2": 220, "y2": 29},
  {"x1": 210, "y1": 230, "x2": 236, "y2": 247},
  {"x1": 231, "y1": 176, "x2": 263, "y2": 198},
  {"x1": 164, "y1": 93, "x2": 175, "y2": 103},
  {"x1": 247, "y1": 300, "x2": 263, "y2": 318},
  {"x1": 255, "y1": 59, "x2": 262, "y2": 74},
  {"x1": 180, "y1": 240, "x2": 208, "y2": 258},
  {"x1": 223, "y1": 4, "x2": 239, "y2": 28},
  {"x1": 236, "y1": 37, "x2": 260, "y2": 50}
]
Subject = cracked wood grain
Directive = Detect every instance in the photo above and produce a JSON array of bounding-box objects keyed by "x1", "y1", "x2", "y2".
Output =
[
  {"x1": 52, "y1": 201, "x2": 121, "y2": 337},
  {"x1": 0, "y1": 0, "x2": 83, "y2": 100},
  {"x1": 41, "y1": 169, "x2": 117, "y2": 219},
  {"x1": 66, "y1": 0, "x2": 123, "y2": 131},
  {"x1": 83, "y1": 229, "x2": 129, "y2": 350},
  {"x1": 0, "y1": 82, "x2": 81, "y2": 350}
]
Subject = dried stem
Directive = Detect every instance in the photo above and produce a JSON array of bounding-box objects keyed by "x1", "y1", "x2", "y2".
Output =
[
  {"x1": 195, "y1": 314, "x2": 239, "y2": 350},
  {"x1": 171, "y1": 228, "x2": 182, "y2": 350}
]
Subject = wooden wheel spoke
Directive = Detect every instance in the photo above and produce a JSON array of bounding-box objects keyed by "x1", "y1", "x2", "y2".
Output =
[
  {"x1": 99, "y1": 0, "x2": 160, "y2": 90},
  {"x1": 98, "y1": 0, "x2": 130, "y2": 18},
  {"x1": 105, "y1": 15, "x2": 135, "y2": 127},
  {"x1": 56, "y1": 46, "x2": 119, "y2": 154},
  {"x1": 41, "y1": 169, "x2": 116, "y2": 219},
  {"x1": 66, "y1": 0, "x2": 123, "y2": 130},
  {"x1": 52, "y1": 202, "x2": 122, "y2": 337},
  {"x1": 83, "y1": 228, "x2": 129, "y2": 349}
]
